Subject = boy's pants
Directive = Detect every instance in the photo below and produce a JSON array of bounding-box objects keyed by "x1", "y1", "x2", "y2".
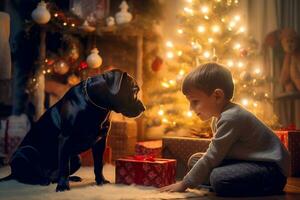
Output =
[{"x1": 188, "y1": 153, "x2": 287, "y2": 197}]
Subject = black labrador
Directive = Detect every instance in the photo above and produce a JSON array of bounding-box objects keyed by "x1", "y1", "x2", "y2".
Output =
[{"x1": 0, "y1": 69, "x2": 145, "y2": 192}]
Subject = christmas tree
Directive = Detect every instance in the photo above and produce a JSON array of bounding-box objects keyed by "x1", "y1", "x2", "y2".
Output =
[{"x1": 144, "y1": 0, "x2": 276, "y2": 136}]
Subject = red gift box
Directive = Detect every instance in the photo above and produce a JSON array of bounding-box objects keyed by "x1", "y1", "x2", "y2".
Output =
[
  {"x1": 80, "y1": 146, "x2": 112, "y2": 166},
  {"x1": 115, "y1": 156, "x2": 176, "y2": 188},
  {"x1": 135, "y1": 140, "x2": 162, "y2": 158},
  {"x1": 274, "y1": 129, "x2": 300, "y2": 176}
]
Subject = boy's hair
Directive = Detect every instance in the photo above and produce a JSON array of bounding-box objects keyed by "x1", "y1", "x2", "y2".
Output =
[{"x1": 182, "y1": 62, "x2": 234, "y2": 100}]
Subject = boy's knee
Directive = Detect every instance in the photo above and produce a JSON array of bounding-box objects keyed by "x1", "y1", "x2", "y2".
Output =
[{"x1": 210, "y1": 169, "x2": 234, "y2": 196}]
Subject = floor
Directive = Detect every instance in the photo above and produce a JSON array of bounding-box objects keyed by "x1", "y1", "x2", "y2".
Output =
[{"x1": 1, "y1": 165, "x2": 300, "y2": 200}]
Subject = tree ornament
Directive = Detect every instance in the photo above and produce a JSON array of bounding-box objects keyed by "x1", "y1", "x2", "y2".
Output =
[
  {"x1": 80, "y1": 20, "x2": 96, "y2": 32},
  {"x1": 53, "y1": 60, "x2": 70, "y2": 75},
  {"x1": 151, "y1": 56, "x2": 163, "y2": 72},
  {"x1": 79, "y1": 61, "x2": 88, "y2": 70},
  {"x1": 239, "y1": 48, "x2": 248, "y2": 57},
  {"x1": 106, "y1": 16, "x2": 115, "y2": 27},
  {"x1": 31, "y1": 1, "x2": 51, "y2": 24},
  {"x1": 86, "y1": 48, "x2": 102, "y2": 69},
  {"x1": 68, "y1": 74, "x2": 81, "y2": 86},
  {"x1": 115, "y1": 0, "x2": 132, "y2": 25}
]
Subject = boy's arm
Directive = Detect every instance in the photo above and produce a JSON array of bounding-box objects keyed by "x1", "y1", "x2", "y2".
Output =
[{"x1": 182, "y1": 118, "x2": 241, "y2": 188}]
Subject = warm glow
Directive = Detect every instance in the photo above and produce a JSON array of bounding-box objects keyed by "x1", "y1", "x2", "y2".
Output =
[
  {"x1": 197, "y1": 25, "x2": 206, "y2": 33},
  {"x1": 177, "y1": 50, "x2": 183, "y2": 56},
  {"x1": 187, "y1": 111, "x2": 193, "y2": 117},
  {"x1": 71, "y1": 23, "x2": 75, "y2": 27},
  {"x1": 234, "y1": 15, "x2": 241, "y2": 21},
  {"x1": 227, "y1": 60, "x2": 234, "y2": 67},
  {"x1": 212, "y1": 25, "x2": 221, "y2": 33},
  {"x1": 234, "y1": 43, "x2": 241, "y2": 50},
  {"x1": 241, "y1": 99, "x2": 249, "y2": 106},
  {"x1": 162, "y1": 118, "x2": 169, "y2": 123},
  {"x1": 201, "y1": 6, "x2": 209, "y2": 14},
  {"x1": 204, "y1": 15, "x2": 210, "y2": 20},
  {"x1": 186, "y1": 0, "x2": 193, "y2": 3},
  {"x1": 177, "y1": 29, "x2": 183, "y2": 34},
  {"x1": 254, "y1": 68, "x2": 261, "y2": 74},
  {"x1": 229, "y1": 21, "x2": 236, "y2": 27},
  {"x1": 169, "y1": 80, "x2": 176, "y2": 85},
  {"x1": 166, "y1": 41, "x2": 174, "y2": 48},
  {"x1": 63, "y1": 22, "x2": 67, "y2": 26},
  {"x1": 203, "y1": 51, "x2": 210, "y2": 58},
  {"x1": 54, "y1": 13, "x2": 58, "y2": 17},
  {"x1": 158, "y1": 110, "x2": 164, "y2": 116},
  {"x1": 166, "y1": 51, "x2": 174, "y2": 59},
  {"x1": 265, "y1": 93, "x2": 269, "y2": 97},
  {"x1": 208, "y1": 38, "x2": 214, "y2": 43},
  {"x1": 237, "y1": 61, "x2": 244, "y2": 68},
  {"x1": 238, "y1": 27, "x2": 246, "y2": 33},
  {"x1": 161, "y1": 82, "x2": 169, "y2": 88},
  {"x1": 184, "y1": 7, "x2": 194, "y2": 15},
  {"x1": 179, "y1": 69, "x2": 185, "y2": 76},
  {"x1": 47, "y1": 69, "x2": 51, "y2": 73}
]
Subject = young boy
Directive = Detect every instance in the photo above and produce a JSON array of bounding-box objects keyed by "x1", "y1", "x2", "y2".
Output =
[{"x1": 160, "y1": 62, "x2": 290, "y2": 197}]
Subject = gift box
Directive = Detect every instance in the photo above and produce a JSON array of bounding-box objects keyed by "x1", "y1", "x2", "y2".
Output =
[
  {"x1": 115, "y1": 156, "x2": 176, "y2": 188},
  {"x1": 107, "y1": 120, "x2": 137, "y2": 162},
  {"x1": 162, "y1": 136, "x2": 210, "y2": 179},
  {"x1": 80, "y1": 146, "x2": 112, "y2": 166},
  {"x1": 274, "y1": 130, "x2": 300, "y2": 176},
  {"x1": 135, "y1": 140, "x2": 162, "y2": 158}
]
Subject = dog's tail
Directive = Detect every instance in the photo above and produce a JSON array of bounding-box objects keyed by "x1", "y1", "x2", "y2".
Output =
[{"x1": 0, "y1": 174, "x2": 14, "y2": 182}]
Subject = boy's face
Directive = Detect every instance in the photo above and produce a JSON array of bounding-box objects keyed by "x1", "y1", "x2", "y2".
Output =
[{"x1": 185, "y1": 88, "x2": 223, "y2": 121}]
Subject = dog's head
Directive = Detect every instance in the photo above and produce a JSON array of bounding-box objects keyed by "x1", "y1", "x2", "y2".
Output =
[{"x1": 88, "y1": 69, "x2": 145, "y2": 117}]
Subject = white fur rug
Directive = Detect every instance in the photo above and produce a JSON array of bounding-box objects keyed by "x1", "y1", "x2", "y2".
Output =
[{"x1": 0, "y1": 165, "x2": 207, "y2": 200}]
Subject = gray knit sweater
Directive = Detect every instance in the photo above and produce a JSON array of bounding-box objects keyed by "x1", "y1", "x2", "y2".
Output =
[{"x1": 182, "y1": 102, "x2": 290, "y2": 188}]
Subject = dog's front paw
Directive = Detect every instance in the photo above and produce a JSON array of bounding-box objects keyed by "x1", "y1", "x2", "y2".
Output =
[
  {"x1": 56, "y1": 177, "x2": 70, "y2": 192},
  {"x1": 96, "y1": 176, "x2": 110, "y2": 185}
]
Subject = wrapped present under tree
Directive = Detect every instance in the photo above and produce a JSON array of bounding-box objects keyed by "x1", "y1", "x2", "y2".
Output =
[
  {"x1": 115, "y1": 156, "x2": 176, "y2": 188},
  {"x1": 274, "y1": 129, "x2": 300, "y2": 176},
  {"x1": 135, "y1": 140, "x2": 162, "y2": 158}
]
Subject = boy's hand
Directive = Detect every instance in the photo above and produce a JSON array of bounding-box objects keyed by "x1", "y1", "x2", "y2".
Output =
[{"x1": 159, "y1": 181, "x2": 188, "y2": 193}]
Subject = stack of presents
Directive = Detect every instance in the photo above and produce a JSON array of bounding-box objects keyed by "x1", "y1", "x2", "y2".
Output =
[{"x1": 1, "y1": 118, "x2": 300, "y2": 187}]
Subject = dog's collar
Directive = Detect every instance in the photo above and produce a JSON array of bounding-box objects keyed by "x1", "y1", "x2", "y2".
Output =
[{"x1": 84, "y1": 77, "x2": 108, "y2": 110}]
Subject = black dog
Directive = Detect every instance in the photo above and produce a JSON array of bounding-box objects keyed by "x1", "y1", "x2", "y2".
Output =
[{"x1": 0, "y1": 69, "x2": 145, "y2": 192}]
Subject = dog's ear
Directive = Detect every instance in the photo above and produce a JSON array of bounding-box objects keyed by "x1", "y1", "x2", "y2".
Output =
[{"x1": 103, "y1": 69, "x2": 125, "y2": 95}]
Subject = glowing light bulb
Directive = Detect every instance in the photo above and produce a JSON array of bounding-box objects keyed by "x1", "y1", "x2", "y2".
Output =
[
  {"x1": 238, "y1": 27, "x2": 246, "y2": 33},
  {"x1": 169, "y1": 80, "x2": 176, "y2": 85},
  {"x1": 241, "y1": 99, "x2": 249, "y2": 106},
  {"x1": 201, "y1": 6, "x2": 209, "y2": 14},
  {"x1": 203, "y1": 51, "x2": 210, "y2": 58},
  {"x1": 162, "y1": 118, "x2": 169, "y2": 123},
  {"x1": 197, "y1": 25, "x2": 205, "y2": 33},
  {"x1": 212, "y1": 25, "x2": 221, "y2": 33},
  {"x1": 179, "y1": 69, "x2": 185, "y2": 76},
  {"x1": 177, "y1": 29, "x2": 183, "y2": 34},
  {"x1": 166, "y1": 41, "x2": 174, "y2": 48},
  {"x1": 234, "y1": 43, "x2": 241, "y2": 50},
  {"x1": 47, "y1": 69, "x2": 51, "y2": 73},
  {"x1": 208, "y1": 38, "x2": 214, "y2": 43},
  {"x1": 227, "y1": 60, "x2": 234, "y2": 67},
  {"x1": 204, "y1": 15, "x2": 209, "y2": 20},
  {"x1": 158, "y1": 110, "x2": 164, "y2": 116},
  {"x1": 71, "y1": 23, "x2": 75, "y2": 27},
  {"x1": 63, "y1": 22, "x2": 67, "y2": 26},
  {"x1": 187, "y1": 111, "x2": 193, "y2": 117},
  {"x1": 54, "y1": 13, "x2": 58, "y2": 17},
  {"x1": 254, "y1": 68, "x2": 261, "y2": 74},
  {"x1": 161, "y1": 82, "x2": 170, "y2": 88},
  {"x1": 184, "y1": 7, "x2": 194, "y2": 15},
  {"x1": 177, "y1": 50, "x2": 183, "y2": 56},
  {"x1": 166, "y1": 51, "x2": 174, "y2": 59},
  {"x1": 234, "y1": 15, "x2": 241, "y2": 21},
  {"x1": 229, "y1": 21, "x2": 236, "y2": 27},
  {"x1": 238, "y1": 61, "x2": 244, "y2": 68},
  {"x1": 253, "y1": 102, "x2": 258, "y2": 107}
]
